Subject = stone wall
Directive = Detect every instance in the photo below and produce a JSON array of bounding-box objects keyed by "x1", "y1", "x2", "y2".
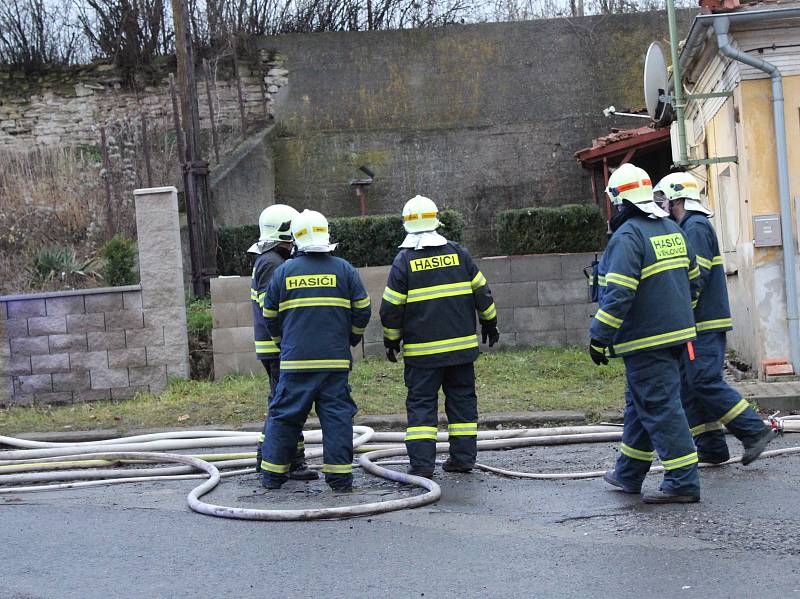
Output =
[
  {"x1": 0, "y1": 58, "x2": 288, "y2": 148},
  {"x1": 0, "y1": 187, "x2": 189, "y2": 407},
  {"x1": 210, "y1": 252, "x2": 595, "y2": 378}
]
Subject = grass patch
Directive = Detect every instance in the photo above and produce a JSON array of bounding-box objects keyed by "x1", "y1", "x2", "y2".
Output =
[{"x1": 0, "y1": 348, "x2": 625, "y2": 435}]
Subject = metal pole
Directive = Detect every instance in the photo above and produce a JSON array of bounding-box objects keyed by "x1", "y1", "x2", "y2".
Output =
[
  {"x1": 202, "y1": 59, "x2": 220, "y2": 163},
  {"x1": 233, "y1": 47, "x2": 247, "y2": 138},
  {"x1": 666, "y1": 0, "x2": 689, "y2": 166},
  {"x1": 140, "y1": 113, "x2": 153, "y2": 188},
  {"x1": 99, "y1": 126, "x2": 114, "y2": 237}
]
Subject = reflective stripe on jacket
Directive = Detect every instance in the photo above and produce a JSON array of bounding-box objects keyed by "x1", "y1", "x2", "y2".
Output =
[
  {"x1": 263, "y1": 253, "x2": 371, "y2": 372},
  {"x1": 379, "y1": 241, "x2": 497, "y2": 368},
  {"x1": 590, "y1": 214, "x2": 698, "y2": 357},
  {"x1": 680, "y1": 212, "x2": 732, "y2": 334},
  {"x1": 251, "y1": 249, "x2": 287, "y2": 360}
]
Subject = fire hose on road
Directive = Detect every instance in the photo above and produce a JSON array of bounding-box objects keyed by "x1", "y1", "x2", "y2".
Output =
[{"x1": 0, "y1": 420, "x2": 798, "y2": 521}]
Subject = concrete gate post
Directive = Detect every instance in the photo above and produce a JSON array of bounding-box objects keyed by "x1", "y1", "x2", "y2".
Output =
[{"x1": 134, "y1": 186, "x2": 190, "y2": 385}]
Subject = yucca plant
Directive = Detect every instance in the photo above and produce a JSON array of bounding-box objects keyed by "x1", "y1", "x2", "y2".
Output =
[{"x1": 30, "y1": 246, "x2": 97, "y2": 287}]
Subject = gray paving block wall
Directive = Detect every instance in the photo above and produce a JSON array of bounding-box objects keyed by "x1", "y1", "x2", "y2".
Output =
[
  {"x1": 0, "y1": 186, "x2": 190, "y2": 408},
  {"x1": 210, "y1": 252, "x2": 597, "y2": 378}
]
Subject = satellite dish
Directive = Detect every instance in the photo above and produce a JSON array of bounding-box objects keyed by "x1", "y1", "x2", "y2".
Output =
[{"x1": 644, "y1": 42, "x2": 673, "y2": 125}]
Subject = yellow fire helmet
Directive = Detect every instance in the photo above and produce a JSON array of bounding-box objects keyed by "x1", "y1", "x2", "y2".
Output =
[
  {"x1": 402, "y1": 195, "x2": 441, "y2": 233},
  {"x1": 605, "y1": 163, "x2": 668, "y2": 218},
  {"x1": 258, "y1": 204, "x2": 299, "y2": 242},
  {"x1": 291, "y1": 209, "x2": 336, "y2": 252},
  {"x1": 654, "y1": 172, "x2": 713, "y2": 216}
]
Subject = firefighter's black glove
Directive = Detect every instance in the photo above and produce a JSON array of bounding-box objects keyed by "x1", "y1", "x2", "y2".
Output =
[
  {"x1": 589, "y1": 339, "x2": 609, "y2": 366},
  {"x1": 349, "y1": 333, "x2": 362, "y2": 347},
  {"x1": 384, "y1": 338, "x2": 400, "y2": 363},
  {"x1": 481, "y1": 324, "x2": 500, "y2": 347}
]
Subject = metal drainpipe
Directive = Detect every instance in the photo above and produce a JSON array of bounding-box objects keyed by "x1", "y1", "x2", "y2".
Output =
[{"x1": 712, "y1": 16, "x2": 800, "y2": 372}]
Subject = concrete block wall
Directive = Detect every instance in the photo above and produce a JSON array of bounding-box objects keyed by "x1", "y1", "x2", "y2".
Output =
[
  {"x1": 0, "y1": 187, "x2": 189, "y2": 407},
  {"x1": 211, "y1": 252, "x2": 596, "y2": 378}
]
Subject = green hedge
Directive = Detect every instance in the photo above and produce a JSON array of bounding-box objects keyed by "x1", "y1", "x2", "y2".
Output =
[
  {"x1": 496, "y1": 204, "x2": 606, "y2": 255},
  {"x1": 216, "y1": 210, "x2": 465, "y2": 276}
]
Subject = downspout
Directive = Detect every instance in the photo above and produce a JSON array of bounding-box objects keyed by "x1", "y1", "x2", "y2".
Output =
[{"x1": 712, "y1": 16, "x2": 800, "y2": 372}]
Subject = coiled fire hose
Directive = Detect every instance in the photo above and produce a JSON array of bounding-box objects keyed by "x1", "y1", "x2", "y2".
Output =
[{"x1": 1, "y1": 420, "x2": 797, "y2": 521}]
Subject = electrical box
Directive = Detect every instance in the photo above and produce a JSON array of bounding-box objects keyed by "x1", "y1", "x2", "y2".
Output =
[{"x1": 753, "y1": 214, "x2": 782, "y2": 247}]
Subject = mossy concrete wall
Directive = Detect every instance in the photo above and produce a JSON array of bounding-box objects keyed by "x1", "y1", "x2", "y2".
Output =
[{"x1": 258, "y1": 10, "x2": 694, "y2": 253}]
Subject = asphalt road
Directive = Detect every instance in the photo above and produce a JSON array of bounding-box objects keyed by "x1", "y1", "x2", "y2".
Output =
[{"x1": 3, "y1": 436, "x2": 800, "y2": 599}]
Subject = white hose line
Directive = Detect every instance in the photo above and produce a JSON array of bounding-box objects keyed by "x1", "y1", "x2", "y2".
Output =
[{"x1": 367, "y1": 425, "x2": 623, "y2": 444}]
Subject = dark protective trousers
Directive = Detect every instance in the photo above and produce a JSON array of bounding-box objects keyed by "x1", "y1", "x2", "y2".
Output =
[
  {"x1": 404, "y1": 362, "x2": 478, "y2": 472},
  {"x1": 614, "y1": 347, "x2": 700, "y2": 495},
  {"x1": 679, "y1": 332, "x2": 766, "y2": 461},
  {"x1": 256, "y1": 360, "x2": 306, "y2": 473},
  {"x1": 261, "y1": 371, "x2": 356, "y2": 488}
]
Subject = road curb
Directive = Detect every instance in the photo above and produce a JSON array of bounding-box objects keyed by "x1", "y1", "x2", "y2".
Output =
[{"x1": 3, "y1": 409, "x2": 624, "y2": 444}]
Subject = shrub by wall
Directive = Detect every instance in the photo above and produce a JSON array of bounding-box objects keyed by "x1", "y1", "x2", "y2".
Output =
[
  {"x1": 496, "y1": 204, "x2": 605, "y2": 255},
  {"x1": 216, "y1": 210, "x2": 464, "y2": 275}
]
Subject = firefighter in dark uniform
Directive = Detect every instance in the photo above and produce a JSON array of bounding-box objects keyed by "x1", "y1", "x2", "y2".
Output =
[
  {"x1": 591, "y1": 164, "x2": 702, "y2": 504},
  {"x1": 250, "y1": 204, "x2": 317, "y2": 480},
  {"x1": 655, "y1": 171, "x2": 775, "y2": 465},
  {"x1": 260, "y1": 209, "x2": 371, "y2": 491},
  {"x1": 380, "y1": 195, "x2": 499, "y2": 478}
]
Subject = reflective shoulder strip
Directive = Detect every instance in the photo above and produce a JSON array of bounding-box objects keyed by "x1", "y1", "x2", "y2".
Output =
[
  {"x1": 696, "y1": 317, "x2": 732, "y2": 332},
  {"x1": 261, "y1": 461, "x2": 290, "y2": 474},
  {"x1": 711, "y1": 255, "x2": 724, "y2": 266},
  {"x1": 595, "y1": 309, "x2": 623, "y2": 329},
  {"x1": 405, "y1": 426, "x2": 438, "y2": 441},
  {"x1": 280, "y1": 359, "x2": 351, "y2": 370},
  {"x1": 640, "y1": 257, "x2": 690, "y2": 279},
  {"x1": 688, "y1": 266, "x2": 700, "y2": 280},
  {"x1": 382, "y1": 286, "x2": 407, "y2": 305},
  {"x1": 612, "y1": 326, "x2": 696, "y2": 354},
  {"x1": 448, "y1": 422, "x2": 478, "y2": 436},
  {"x1": 383, "y1": 327, "x2": 402, "y2": 340},
  {"x1": 352, "y1": 297, "x2": 371, "y2": 309},
  {"x1": 351, "y1": 325, "x2": 366, "y2": 335},
  {"x1": 605, "y1": 272, "x2": 639, "y2": 290},
  {"x1": 690, "y1": 421, "x2": 723, "y2": 436},
  {"x1": 263, "y1": 307, "x2": 278, "y2": 318},
  {"x1": 479, "y1": 303, "x2": 497, "y2": 321},
  {"x1": 407, "y1": 281, "x2": 473, "y2": 303},
  {"x1": 250, "y1": 288, "x2": 258, "y2": 300},
  {"x1": 322, "y1": 463, "x2": 353, "y2": 474},
  {"x1": 279, "y1": 297, "x2": 351, "y2": 311},
  {"x1": 620, "y1": 443, "x2": 655, "y2": 462},
  {"x1": 471, "y1": 271, "x2": 487, "y2": 290},
  {"x1": 719, "y1": 398, "x2": 750, "y2": 425},
  {"x1": 598, "y1": 275, "x2": 607, "y2": 287},
  {"x1": 661, "y1": 451, "x2": 698, "y2": 470},
  {"x1": 403, "y1": 334, "x2": 479, "y2": 357},
  {"x1": 695, "y1": 255, "x2": 712, "y2": 269}
]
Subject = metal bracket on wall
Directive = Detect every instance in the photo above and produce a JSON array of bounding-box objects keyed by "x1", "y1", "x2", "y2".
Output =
[
  {"x1": 687, "y1": 155, "x2": 738, "y2": 166},
  {"x1": 684, "y1": 91, "x2": 734, "y2": 100}
]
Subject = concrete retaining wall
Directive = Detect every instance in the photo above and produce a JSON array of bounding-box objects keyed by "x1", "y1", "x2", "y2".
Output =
[
  {"x1": 211, "y1": 252, "x2": 595, "y2": 378},
  {"x1": 0, "y1": 187, "x2": 189, "y2": 407}
]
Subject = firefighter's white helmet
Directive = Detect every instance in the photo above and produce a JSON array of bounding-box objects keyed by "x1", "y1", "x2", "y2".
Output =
[
  {"x1": 402, "y1": 195, "x2": 441, "y2": 233},
  {"x1": 291, "y1": 209, "x2": 335, "y2": 252},
  {"x1": 654, "y1": 172, "x2": 713, "y2": 216},
  {"x1": 258, "y1": 204, "x2": 299, "y2": 242},
  {"x1": 605, "y1": 163, "x2": 667, "y2": 218}
]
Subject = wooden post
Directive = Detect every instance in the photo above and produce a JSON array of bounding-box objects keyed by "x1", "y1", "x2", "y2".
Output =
[
  {"x1": 171, "y1": 0, "x2": 217, "y2": 297},
  {"x1": 140, "y1": 113, "x2": 153, "y2": 188},
  {"x1": 202, "y1": 59, "x2": 220, "y2": 163}
]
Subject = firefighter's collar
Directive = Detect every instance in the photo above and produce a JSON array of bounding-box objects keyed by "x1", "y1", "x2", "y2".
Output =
[{"x1": 399, "y1": 231, "x2": 448, "y2": 249}]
